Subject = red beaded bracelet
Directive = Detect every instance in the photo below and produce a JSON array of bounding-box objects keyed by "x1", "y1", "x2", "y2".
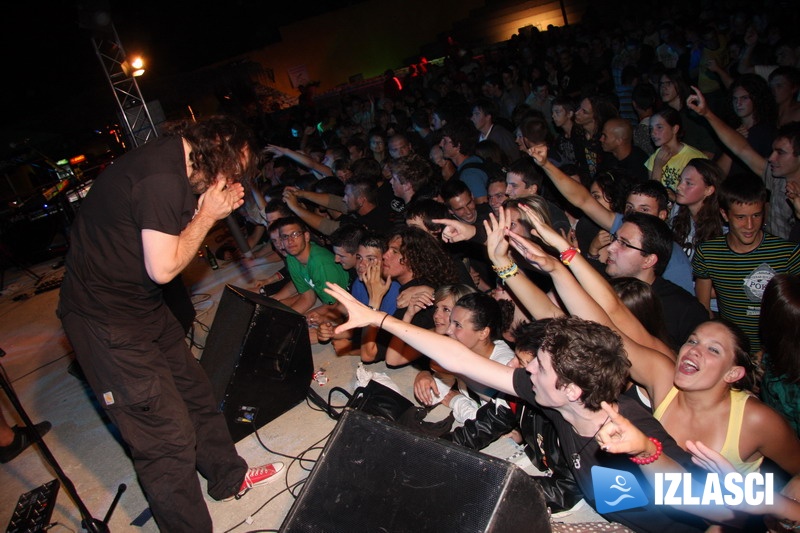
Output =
[
  {"x1": 629, "y1": 437, "x2": 663, "y2": 465},
  {"x1": 560, "y1": 247, "x2": 580, "y2": 266}
]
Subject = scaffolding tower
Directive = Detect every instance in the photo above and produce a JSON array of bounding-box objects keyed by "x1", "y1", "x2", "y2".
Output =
[{"x1": 90, "y1": 23, "x2": 158, "y2": 149}]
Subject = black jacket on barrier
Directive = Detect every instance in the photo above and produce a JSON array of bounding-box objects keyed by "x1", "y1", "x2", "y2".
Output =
[{"x1": 444, "y1": 396, "x2": 582, "y2": 513}]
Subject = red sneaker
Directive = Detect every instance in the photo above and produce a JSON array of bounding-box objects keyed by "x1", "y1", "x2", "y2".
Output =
[{"x1": 225, "y1": 462, "x2": 284, "y2": 500}]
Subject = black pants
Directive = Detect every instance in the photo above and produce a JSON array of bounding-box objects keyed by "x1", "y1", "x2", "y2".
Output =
[{"x1": 61, "y1": 305, "x2": 247, "y2": 532}]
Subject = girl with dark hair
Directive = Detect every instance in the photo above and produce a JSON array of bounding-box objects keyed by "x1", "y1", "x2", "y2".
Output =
[
  {"x1": 669, "y1": 158, "x2": 723, "y2": 260},
  {"x1": 582, "y1": 170, "x2": 629, "y2": 263},
  {"x1": 368, "y1": 128, "x2": 388, "y2": 165},
  {"x1": 719, "y1": 74, "x2": 777, "y2": 177},
  {"x1": 429, "y1": 144, "x2": 456, "y2": 181},
  {"x1": 572, "y1": 94, "x2": 619, "y2": 178},
  {"x1": 413, "y1": 291, "x2": 514, "y2": 423},
  {"x1": 610, "y1": 277, "x2": 670, "y2": 346},
  {"x1": 759, "y1": 274, "x2": 800, "y2": 436},
  {"x1": 646, "y1": 107, "x2": 707, "y2": 192}
]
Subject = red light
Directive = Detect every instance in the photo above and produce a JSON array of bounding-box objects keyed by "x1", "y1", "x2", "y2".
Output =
[{"x1": 70, "y1": 155, "x2": 86, "y2": 165}]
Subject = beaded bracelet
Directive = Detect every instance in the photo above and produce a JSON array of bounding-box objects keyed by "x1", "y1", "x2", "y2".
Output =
[
  {"x1": 629, "y1": 437, "x2": 663, "y2": 465},
  {"x1": 497, "y1": 263, "x2": 519, "y2": 281},
  {"x1": 560, "y1": 247, "x2": 581, "y2": 266},
  {"x1": 491, "y1": 262, "x2": 515, "y2": 273}
]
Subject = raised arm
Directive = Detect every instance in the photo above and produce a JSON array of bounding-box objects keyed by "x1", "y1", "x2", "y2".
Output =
[
  {"x1": 686, "y1": 87, "x2": 767, "y2": 177},
  {"x1": 265, "y1": 144, "x2": 333, "y2": 177},
  {"x1": 482, "y1": 208, "x2": 563, "y2": 320},
  {"x1": 325, "y1": 283, "x2": 517, "y2": 396},
  {"x1": 505, "y1": 212, "x2": 675, "y2": 402},
  {"x1": 528, "y1": 144, "x2": 617, "y2": 230},
  {"x1": 736, "y1": 27, "x2": 758, "y2": 75},
  {"x1": 282, "y1": 188, "x2": 340, "y2": 235},
  {"x1": 290, "y1": 187, "x2": 349, "y2": 213},
  {"x1": 142, "y1": 177, "x2": 244, "y2": 284},
  {"x1": 520, "y1": 203, "x2": 675, "y2": 358}
]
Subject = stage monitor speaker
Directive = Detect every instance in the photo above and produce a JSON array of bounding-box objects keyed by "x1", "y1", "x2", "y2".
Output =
[
  {"x1": 280, "y1": 410, "x2": 551, "y2": 533},
  {"x1": 200, "y1": 284, "x2": 313, "y2": 442}
]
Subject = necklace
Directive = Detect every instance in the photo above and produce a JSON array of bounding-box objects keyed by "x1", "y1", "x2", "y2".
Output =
[{"x1": 571, "y1": 415, "x2": 610, "y2": 469}]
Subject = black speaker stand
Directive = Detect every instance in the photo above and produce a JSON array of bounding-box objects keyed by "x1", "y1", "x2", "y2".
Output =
[{"x1": 0, "y1": 360, "x2": 126, "y2": 533}]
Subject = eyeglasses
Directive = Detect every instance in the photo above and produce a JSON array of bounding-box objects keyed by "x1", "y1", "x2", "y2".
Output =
[
  {"x1": 611, "y1": 233, "x2": 649, "y2": 254},
  {"x1": 280, "y1": 231, "x2": 305, "y2": 241}
]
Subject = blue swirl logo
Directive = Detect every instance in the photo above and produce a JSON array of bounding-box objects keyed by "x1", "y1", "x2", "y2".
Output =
[{"x1": 592, "y1": 467, "x2": 649, "y2": 514}]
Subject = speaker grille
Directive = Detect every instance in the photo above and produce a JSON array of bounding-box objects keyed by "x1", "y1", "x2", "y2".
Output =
[
  {"x1": 200, "y1": 285, "x2": 313, "y2": 442},
  {"x1": 281, "y1": 410, "x2": 550, "y2": 532}
]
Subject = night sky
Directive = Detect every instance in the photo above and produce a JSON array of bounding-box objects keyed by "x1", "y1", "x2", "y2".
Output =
[{"x1": 1, "y1": 1, "x2": 358, "y2": 154}]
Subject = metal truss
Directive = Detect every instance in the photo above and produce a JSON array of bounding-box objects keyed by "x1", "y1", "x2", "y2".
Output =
[{"x1": 90, "y1": 23, "x2": 158, "y2": 148}]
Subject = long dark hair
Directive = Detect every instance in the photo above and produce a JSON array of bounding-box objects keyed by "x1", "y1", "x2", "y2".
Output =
[
  {"x1": 164, "y1": 115, "x2": 257, "y2": 189},
  {"x1": 728, "y1": 74, "x2": 778, "y2": 127},
  {"x1": 760, "y1": 274, "x2": 800, "y2": 383},
  {"x1": 393, "y1": 227, "x2": 459, "y2": 287},
  {"x1": 671, "y1": 159, "x2": 723, "y2": 252},
  {"x1": 707, "y1": 318, "x2": 760, "y2": 392},
  {"x1": 611, "y1": 277, "x2": 671, "y2": 346},
  {"x1": 653, "y1": 106, "x2": 683, "y2": 141}
]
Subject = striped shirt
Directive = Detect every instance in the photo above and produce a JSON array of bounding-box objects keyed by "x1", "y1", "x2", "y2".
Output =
[{"x1": 693, "y1": 233, "x2": 800, "y2": 351}]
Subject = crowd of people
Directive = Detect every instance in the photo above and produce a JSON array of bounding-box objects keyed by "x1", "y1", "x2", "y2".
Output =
[
  {"x1": 230, "y1": 3, "x2": 800, "y2": 531},
  {"x1": 28, "y1": 1, "x2": 799, "y2": 531}
]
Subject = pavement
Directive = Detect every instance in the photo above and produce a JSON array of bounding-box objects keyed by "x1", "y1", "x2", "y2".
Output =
[{"x1": 0, "y1": 224, "x2": 604, "y2": 532}]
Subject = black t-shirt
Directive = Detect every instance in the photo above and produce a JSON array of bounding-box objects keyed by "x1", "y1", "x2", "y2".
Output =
[
  {"x1": 600, "y1": 147, "x2": 650, "y2": 183},
  {"x1": 60, "y1": 137, "x2": 195, "y2": 320},
  {"x1": 511, "y1": 369, "x2": 706, "y2": 532},
  {"x1": 651, "y1": 276, "x2": 709, "y2": 351},
  {"x1": 354, "y1": 204, "x2": 395, "y2": 237},
  {"x1": 376, "y1": 180, "x2": 406, "y2": 228}
]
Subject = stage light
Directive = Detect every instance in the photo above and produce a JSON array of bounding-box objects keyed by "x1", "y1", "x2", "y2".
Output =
[{"x1": 121, "y1": 55, "x2": 145, "y2": 77}]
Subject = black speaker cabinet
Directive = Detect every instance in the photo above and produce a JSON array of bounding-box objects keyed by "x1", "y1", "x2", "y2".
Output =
[
  {"x1": 200, "y1": 285, "x2": 314, "y2": 442},
  {"x1": 280, "y1": 410, "x2": 551, "y2": 532}
]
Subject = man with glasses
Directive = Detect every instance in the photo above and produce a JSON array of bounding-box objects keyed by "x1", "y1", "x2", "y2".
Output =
[
  {"x1": 267, "y1": 216, "x2": 349, "y2": 314},
  {"x1": 528, "y1": 144, "x2": 694, "y2": 293},
  {"x1": 606, "y1": 213, "x2": 708, "y2": 350}
]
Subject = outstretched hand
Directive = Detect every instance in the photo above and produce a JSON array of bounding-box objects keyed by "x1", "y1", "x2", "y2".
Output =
[
  {"x1": 323, "y1": 282, "x2": 384, "y2": 333},
  {"x1": 686, "y1": 440, "x2": 736, "y2": 476},
  {"x1": 483, "y1": 208, "x2": 511, "y2": 264},
  {"x1": 265, "y1": 144, "x2": 286, "y2": 157},
  {"x1": 517, "y1": 203, "x2": 570, "y2": 251},
  {"x1": 506, "y1": 229, "x2": 558, "y2": 273},
  {"x1": 432, "y1": 217, "x2": 477, "y2": 243}
]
